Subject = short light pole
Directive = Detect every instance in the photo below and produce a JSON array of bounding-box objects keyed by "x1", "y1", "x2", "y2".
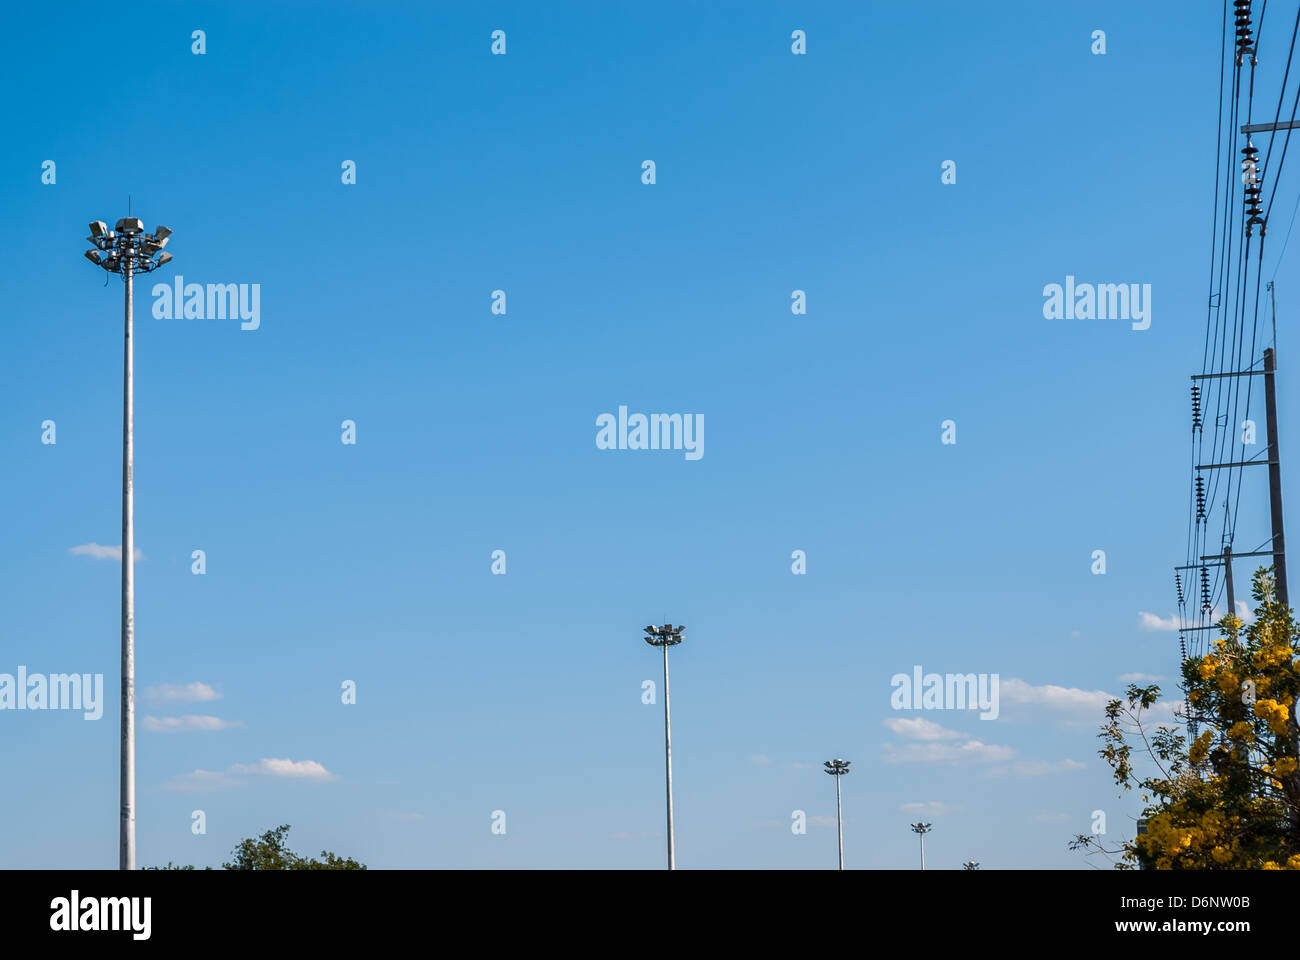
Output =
[
  {"x1": 85, "y1": 217, "x2": 173, "y2": 871},
  {"x1": 910, "y1": 821, "x2": 932, "y2": 870},
  {"x1": 823, "y1": 758, "x2": 850, "y2": 869},
  {"x1": 643, "y1": 623, "x2": 685, "y2": 870}
]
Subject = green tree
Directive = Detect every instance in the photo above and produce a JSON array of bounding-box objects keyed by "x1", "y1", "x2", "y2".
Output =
[
  {"x1": 1073, "y1": 568, "x2": 1300, "y2": 868},
  {"x1": 148, "y1": 824, "x2": 365, "y2": 870}
]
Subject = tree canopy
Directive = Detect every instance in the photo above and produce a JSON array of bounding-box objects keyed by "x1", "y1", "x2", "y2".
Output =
[
  {"x1": 1074, "y1": 568, "x2": 1300, "y2": 868},
  {"x1": 149, "y1": 824, "x2": 365, "y2": 870}
]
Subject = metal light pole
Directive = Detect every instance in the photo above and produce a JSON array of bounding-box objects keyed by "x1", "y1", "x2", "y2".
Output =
[
  {"x1": 85, "y1": 218, "x2": 173, "y2": 870},
  {"x1": 643, "y1": 623, "x2": 685, "y2": 869},
  {"x1": 911, "y1": 821, "x2": 932, "y2": 870},
  {"x1": 823, "y1": 758, "x2": 850, "y2": 869}
]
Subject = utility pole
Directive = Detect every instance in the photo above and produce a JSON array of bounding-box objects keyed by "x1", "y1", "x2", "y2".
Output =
[
  {"x1": 642, "y1": 623, "x2": 685, "y2": 869},
  {"x1": 823, "y1": 759, "x2": 850, "y2": 869},
  {"x1": 1264, "y1": 346, "x2": 1288, "y2": 606},
  {"x1": 85, "y1": 218, "x2": 173, "y2": 870},
  {"x1": 1224, "y1": 544, "x2": 1236, "y2": 620}
]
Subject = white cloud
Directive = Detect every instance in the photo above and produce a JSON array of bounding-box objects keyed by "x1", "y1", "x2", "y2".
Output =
[
  {"x1": 790, "y1": 762, "x2": 817, "y2": 769},
  {"x1": 884, "y1": 717, "x2": 963, "y2": 741},
  {"x1": 882, "y1": 739, "x2": 1016, "y2": 766},
  {"x1": 809, "y1": 815, "x2": 837, "y2": 828},
  {"x1": 901, "y1": 801, "x2": 954, "y2": 816},
  {"x1": 985, "y1": 759, "x2": 1086, "y2": 778},
  {"x1": 1000, "y1": 677, "x2": 1182, "y2": 728},
  {"x1": 1000, "y1": 678, "x2": 1111, "y2": 716},
  {"x1": 1118, "y1": 672, "x2": 1162, "y2": 683},
  {"x1": 165, "y1": 756, "x2": 336, "y2": 791},
  {"x1": 165, "y1": 769, "x2": 245, "y2": 792},
  {"x1": 142, "y1": 715, "x2": 241, "y2": 733},
  {"x1": 751, "y1": 753, "x2": 773, "y2": 766},
  {"x1": 1138, "y1": 611, "x2": 1179, "y2": 631},
  {"x1": 233, "y1": 758, "x2": 336, "y2": 781},
  {"x1": 70, "y1": 542, "x2": 144, "y2": 562},
  {"x1": 143, "y1": 682, "x2": 221, "y2": 705}
]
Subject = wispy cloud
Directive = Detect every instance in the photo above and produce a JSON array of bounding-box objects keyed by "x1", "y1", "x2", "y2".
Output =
[
  {"x1": 143, "y1": 682, "x2": 221, "y2": 705},
  {"x1": 232, "y1": 758, "x2": 336, "y2": 780},
  {"x1": 901, "y1": 801, "x2": 954, "y2": 816},
  {"x1": 751, "y1": 753, "x2": 773, "y2": 766},
  {"x1": 1001, "y1": 677, "x2": 1181, "y2": 726},
  {"x1": 882, "y1": 739, "x2": 1016, "y2": 765},
  {"x1": 142, "y1": 715, "x2": 241, "y2": 733},
  {"x1": 985, "y1": 759, "x2": 1085, "y2": 778},
  {"x1": 1141, "y1": 604, "x2": 1254, "y2": 631},
  {"x1": 164, "y1": 769, "x2": 245, "y2": 792},
  {"x1": 1118, "y1": 672, "x2": 1162, "y2": 683},
  {"x1": 164, "y1": 757, "x2": 336, "y2": 791},
  {"x1": 70, "y1": 543, "x2": 143, "y2": 562},
  {"x1": 884, "y1": 716, "x2": 963, "y2": 741},
  {"x1": 1138, "y1": 611, "x2": 1179, "y2": 631},
  {"x1": 1000, "y1": 678, "x2": 1111, "y2": 716}
]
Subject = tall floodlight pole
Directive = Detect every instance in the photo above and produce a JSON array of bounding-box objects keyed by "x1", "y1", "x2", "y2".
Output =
[
  {"x1": 643, "y1": 623, "x2": 685, "y2": 869},
  {"x1": 962, "y1": 860, "x2": 980, "y2": 870},
  {"x1": 85, "y1": 218, "x2": 173, "y2": 870},
  {"x1": 910, "y1": 821, "x2": 932, "y2": 870},
  {"x1": 823, "y1": 758, "x2": 850, "y2": 869}
]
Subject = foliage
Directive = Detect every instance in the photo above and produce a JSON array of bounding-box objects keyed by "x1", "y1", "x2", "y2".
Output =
[
  {"x1": 147, "y1": 824, "x2": 365, "y2": 870},
  {"x1": 1072, "y1": 568, "x2": 1300, "y2": 868}
]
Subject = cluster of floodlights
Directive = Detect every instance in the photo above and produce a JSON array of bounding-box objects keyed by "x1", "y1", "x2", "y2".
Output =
[
  {"x1": 643, "y1": 624, "x2": 685, "y2": 646},
  {"x1": 823, "y1": 758, "x2": 851, "y2": 776},
  {"x1": 84, "y1": 219, "x2": 173, "y2": 274}
]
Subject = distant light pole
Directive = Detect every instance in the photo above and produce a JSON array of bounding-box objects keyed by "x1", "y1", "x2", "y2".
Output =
[
  {"x1": 85, "y1": 217, "x2": 173, "y2": 871},
  {"x1": 910, "y1": 822, "x2": 932, "y2": 870},
  {"x1": 962, "y1": 860, "x2": 980, "y2": 870},
  {"x1": 643, "y1": 623, "x2": 685, "y2": 870},
  {"x1": 823, "y1": 758, "x2": 851, "y2": 870}
]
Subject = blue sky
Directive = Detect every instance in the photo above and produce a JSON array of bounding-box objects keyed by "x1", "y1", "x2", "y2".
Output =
[{"x1": 2, "y1": 0, "x2": 1297, "y2": 869}]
